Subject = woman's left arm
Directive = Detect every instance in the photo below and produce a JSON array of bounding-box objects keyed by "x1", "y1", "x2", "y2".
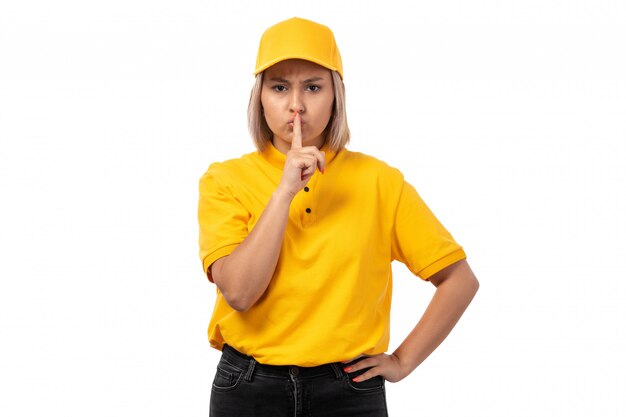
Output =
[{"x1": 344, "y1": 259, "x2": 479, "y2": 383}]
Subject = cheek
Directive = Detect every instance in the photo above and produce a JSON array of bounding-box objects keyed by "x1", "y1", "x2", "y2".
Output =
[
  {"x1": 318, "y1": 97, "x2": 334, "y2": 125},
  {"x1": 261, "y1": 95, "x2": 281, "y2": 120},
  {"x1": 260, "y1": 99, "x2": 275, "y2": 124}
]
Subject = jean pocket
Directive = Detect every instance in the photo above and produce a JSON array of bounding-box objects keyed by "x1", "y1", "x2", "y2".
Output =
[
  {"x1": 345, "y1": 368, "x2": 385, "y2": 393},
  {"x1": 212, "y1": 360, "x2": 244, "y2": 392}
]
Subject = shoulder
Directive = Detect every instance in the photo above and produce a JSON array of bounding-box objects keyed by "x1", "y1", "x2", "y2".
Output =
[
  {"x1": 199, "y1": 151, "x2": 260, "y2": 186},
  {"x1": 338, "y1": 149, "x2": 405, "y2": 183}
]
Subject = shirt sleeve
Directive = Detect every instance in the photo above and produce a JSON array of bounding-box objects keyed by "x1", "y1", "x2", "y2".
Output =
[
  {"x1": 390, "y1": 179, "x2": 467, "y2": 280},
  {"x1": 198, "y1": 165, "x2": 250, "y2": 282}
]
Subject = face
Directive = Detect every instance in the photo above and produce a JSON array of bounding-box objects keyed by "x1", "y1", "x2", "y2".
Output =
[{"x1": 261, "y1": 59, "x2": 335, "y2": 154}]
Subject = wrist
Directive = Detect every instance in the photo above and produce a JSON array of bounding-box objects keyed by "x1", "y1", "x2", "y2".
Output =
[
  {"x1": 391, "y1": 352, "x2": 415, "y2": 380},
  {"x1": 272, "y1": 186, "x2": 296, "y2": 204}
]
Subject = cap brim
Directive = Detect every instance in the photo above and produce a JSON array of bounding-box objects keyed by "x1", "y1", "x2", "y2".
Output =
[{"x1": 254, "y1": 55, "x2": 342, "y2": 79}]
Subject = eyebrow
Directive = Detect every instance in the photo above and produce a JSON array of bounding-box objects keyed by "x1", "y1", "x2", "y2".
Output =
[{"x1": 268, "y1": 77, "x2": 325, "y2": 84}]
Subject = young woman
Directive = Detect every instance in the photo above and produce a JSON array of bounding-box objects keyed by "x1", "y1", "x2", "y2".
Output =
[{"x1": 198, "y1": 17, "x2": 479, "y2": 417}]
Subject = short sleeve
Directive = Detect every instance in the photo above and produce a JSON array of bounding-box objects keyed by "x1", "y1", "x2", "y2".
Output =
[
  {"x1": 390, "y1": 180, "x2": 466, "y2": 280},
  {"x1": 198, "y1": 165, "x2": 250, "y2": 282}
]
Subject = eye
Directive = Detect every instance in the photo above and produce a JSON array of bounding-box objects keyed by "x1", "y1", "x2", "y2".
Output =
[
  {"x1": 272, "y1": 84, "x2": 287, "y2": 92},
  {"x1": 306, "y1": 85, "x2": 321, "y2": 92}
]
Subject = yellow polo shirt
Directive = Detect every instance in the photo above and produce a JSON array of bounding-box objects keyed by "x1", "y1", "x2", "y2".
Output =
[{"x1": 198, "y1": 143, "x2": 466, "y2": 366}]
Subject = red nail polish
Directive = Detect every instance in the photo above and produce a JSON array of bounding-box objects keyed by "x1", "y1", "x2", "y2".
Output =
[
  {"x1": 344, "y1": 367, "x2": 351, "y2": 372},
  {"x1": 352, "y1": 377, "x2": 359, "y2": 382}
]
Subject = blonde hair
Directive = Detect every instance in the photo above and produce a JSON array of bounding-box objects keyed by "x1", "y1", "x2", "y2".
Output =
[{"x1": 247, "y1": 70, "x2": 350, "y2": 151}]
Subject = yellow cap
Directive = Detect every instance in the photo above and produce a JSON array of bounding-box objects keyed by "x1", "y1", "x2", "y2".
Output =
[{"x1": 254, "y1": 17, "x2": 343, "y2": 79}]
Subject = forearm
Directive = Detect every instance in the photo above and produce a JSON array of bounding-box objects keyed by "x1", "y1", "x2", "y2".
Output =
[
  {"x1": 212, "y1": 188, "x2": 293, "y2": 311},
  {"x1": 211, "y1": 115, "x2": 324, "y2": 311},
  {"x1": 393, "y1": 262, "x2": 479, "y2": 377}
]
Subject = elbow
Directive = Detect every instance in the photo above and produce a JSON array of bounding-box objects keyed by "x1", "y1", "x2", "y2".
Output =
[
  {"x1": 471, "y1": 275, "x2": 480, "y2": 295},
  {"x1": 465, "y1": 272, "x2": 480, "y2": 302},
  {"x1": 226, "y1": 295, "x2": 254, "y2": 313},
  {"x1": 465, "y1": 266, "x2": 480, "y2": 295},
  {"x1": 469, "y1": 267, "x2": 479, "y2": 288},
  {"x1": 219, "y1": 286, "x2": 256, "y2": 312},
  {"x1": 461, "y1": 260, "x2": 480, "y2": 296},
  {"x1": 212, "y1": 261, "x2": 255, "y2": 312}
]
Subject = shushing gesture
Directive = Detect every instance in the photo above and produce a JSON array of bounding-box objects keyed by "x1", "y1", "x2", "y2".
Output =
[{"x1": 277, "y1": 111, "x2": 326, "y2": 198}]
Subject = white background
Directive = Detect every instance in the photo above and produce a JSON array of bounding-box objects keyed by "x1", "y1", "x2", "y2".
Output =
[{"x1": 1, "y1": 1, "x2": 625, "y2": 416}]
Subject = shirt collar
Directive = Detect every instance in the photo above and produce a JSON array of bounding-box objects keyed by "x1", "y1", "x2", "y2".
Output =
[{"x1": 259, "y1": 141, "x2": 339, "y2": 170}]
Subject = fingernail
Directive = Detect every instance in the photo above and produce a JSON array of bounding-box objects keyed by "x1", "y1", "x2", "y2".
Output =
[
  {"x1": 352, "y1": 377, "x2": 359, "y2": 382},
  {"x1": 344, "y1": 367, "x2": 351, "y2": 372}
]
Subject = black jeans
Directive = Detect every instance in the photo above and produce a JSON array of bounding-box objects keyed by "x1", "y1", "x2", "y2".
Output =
[{"x1": 210, "y1": 344, "x2": 389, "y2": 417}]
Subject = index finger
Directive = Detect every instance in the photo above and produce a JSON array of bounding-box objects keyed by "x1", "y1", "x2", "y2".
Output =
[{"x1": 291, "y1": 111, "x2": 302, "y2": 149}]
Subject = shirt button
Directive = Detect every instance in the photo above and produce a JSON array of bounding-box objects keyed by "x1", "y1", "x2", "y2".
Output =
[
  {"x1": 304, "y1": 187, "x2": 310, "y2": 192},
  {"x1": 305, "y1": 208, "x2": 311, "y2": 214}
]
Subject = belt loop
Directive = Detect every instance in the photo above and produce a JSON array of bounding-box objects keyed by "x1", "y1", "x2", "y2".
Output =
[
  {"x1": 330, "y1": 363, "x2": 343, "y2": 380},
  {"x1": 244, "y1": 358, "x2": 257, "y2": 382}
]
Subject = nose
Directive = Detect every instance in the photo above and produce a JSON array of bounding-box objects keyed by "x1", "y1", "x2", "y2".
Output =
[{"x1": 289, "y1": 90, "x2": 305, "y2": 114}]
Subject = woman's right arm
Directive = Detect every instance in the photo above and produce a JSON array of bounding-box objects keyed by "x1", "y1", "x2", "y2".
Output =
[
  {"x1": 210, "y1": 113, "x2": 324, "y2": 312},
  {"x1": 210, "y1": 188, "x2": 291, "y2": 312}
]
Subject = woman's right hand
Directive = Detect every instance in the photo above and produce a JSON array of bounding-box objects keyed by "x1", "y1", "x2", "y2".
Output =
[{"x1": 277, "y1": 112, "x2": 326, "y2": 198}]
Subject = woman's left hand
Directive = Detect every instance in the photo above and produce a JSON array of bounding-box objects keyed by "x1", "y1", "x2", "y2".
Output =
[{"x1": 342, "y1": 353, "x2": 410, "y2": 383}]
